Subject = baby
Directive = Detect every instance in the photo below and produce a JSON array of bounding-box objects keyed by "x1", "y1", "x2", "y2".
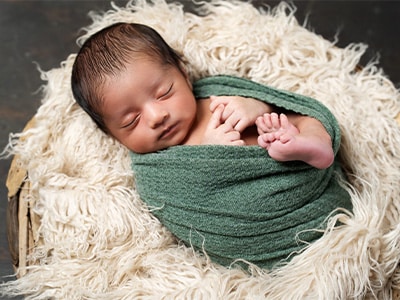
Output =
[
  {"x1": 70, "y1": 22, "x2": 352, "y2": 269},
  {"x1": 71, "y1": 22, "x2": 334, "y2": 169}
]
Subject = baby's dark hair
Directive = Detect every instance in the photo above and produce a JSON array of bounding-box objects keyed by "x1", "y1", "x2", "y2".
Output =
[{"x1": 71, "y1": 22, "x2": 184, "y2": 132}]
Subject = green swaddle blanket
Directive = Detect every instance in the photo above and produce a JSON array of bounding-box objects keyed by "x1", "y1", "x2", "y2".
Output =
[{"x1": 130, "y1": 75, "x2": 352, "y2": 269}]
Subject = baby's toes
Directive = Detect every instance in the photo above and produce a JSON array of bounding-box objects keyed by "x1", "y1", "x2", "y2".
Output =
[
  {"x1": 258, "y1": 133, "x2": 273, "y2": 149},
  {"x1": 256, "y1": 115, "x2": 272, "y2": 134},
  {"x1": 279, "y1": 132, "x2": 294, "y2": 144},
  {"x1": 279, "y1": 113, "x2": 289, "y2": 129},
  {"x1": 270, "y1": 113, "x2": 281, "y2": 130}
]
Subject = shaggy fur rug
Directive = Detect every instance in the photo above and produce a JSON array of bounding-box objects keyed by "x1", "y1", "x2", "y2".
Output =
[{"x1": 2, "y1": 0, "x2": 400, "y2": 299}]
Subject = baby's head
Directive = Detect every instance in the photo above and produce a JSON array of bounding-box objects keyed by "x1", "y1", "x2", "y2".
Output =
[
  {"x1": 71, "y1": 22, "x2": 185, "y2": 133},
  {"x1": 71, "y1": 23, "x2": 197, "y2": 153}
]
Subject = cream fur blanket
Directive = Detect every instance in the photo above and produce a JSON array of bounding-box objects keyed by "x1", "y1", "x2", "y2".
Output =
[{"x1": 2, "y1": 0, "x2": 400, "y2": 299}]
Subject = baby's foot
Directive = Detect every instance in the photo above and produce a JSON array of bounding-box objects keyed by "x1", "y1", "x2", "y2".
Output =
[{"x1": 256, "y1": 113, "x2": 334, "y2": 169}]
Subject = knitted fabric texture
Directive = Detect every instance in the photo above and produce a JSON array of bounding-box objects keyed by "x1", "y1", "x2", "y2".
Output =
[{"x1": 131, "y1": 75, "x2": 352, "y2": 269}]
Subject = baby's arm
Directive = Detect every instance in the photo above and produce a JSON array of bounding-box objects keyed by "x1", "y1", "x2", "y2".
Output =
[{"x1": 209, "y1": 96, "x2": 274, "y2": 132}]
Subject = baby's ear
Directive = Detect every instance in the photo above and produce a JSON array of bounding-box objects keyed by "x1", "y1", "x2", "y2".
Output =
[
  {"x1": 177, "y1": 61, "x2": 192, "y2": 89},
  {"x1": 182, "y1": 68, "x2": 192, "y2": 89},
  {"x1": 186, "y1": 75, "x2": 192, "y2": 90}
]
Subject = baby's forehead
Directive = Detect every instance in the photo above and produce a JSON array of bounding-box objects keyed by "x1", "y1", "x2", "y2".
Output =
[{"x1": 99, "y1": 59, "x2": 166, "y2": 97}]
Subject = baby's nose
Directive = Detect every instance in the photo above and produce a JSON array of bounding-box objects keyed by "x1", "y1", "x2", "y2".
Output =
[{"x1": 145, "y1": 102, "x2": 169, "y2": 128}]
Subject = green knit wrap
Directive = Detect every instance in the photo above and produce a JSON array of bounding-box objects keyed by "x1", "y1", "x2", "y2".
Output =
[{"x1": 130, "y1": 75, "x2": 352, "y2": 269}]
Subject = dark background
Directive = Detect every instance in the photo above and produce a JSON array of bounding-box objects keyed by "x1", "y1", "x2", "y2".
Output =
[{"x1": 1, "y1": 1, "x2": 399, "y2": 299}]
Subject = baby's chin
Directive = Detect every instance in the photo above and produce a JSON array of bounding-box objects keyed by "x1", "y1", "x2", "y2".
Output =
[{"x1": 128, "y1": 143, "x2": 173, "y2": 154}]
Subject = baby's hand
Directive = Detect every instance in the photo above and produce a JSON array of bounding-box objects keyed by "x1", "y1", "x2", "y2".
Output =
[
  {"x1": 202, "y1": 104, "x2": 245, "y2": 146},
  {"x1": 209, "y1": 95, "x2": 271, "y2": 132}
]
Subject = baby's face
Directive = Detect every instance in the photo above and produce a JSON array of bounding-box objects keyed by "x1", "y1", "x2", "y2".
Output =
[{"x1": 100, "y1": 59, "x2": 197, "y2": 153}]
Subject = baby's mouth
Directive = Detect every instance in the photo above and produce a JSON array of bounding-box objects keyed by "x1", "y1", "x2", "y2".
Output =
[{"x1": 159, "y1": 124, "x2": 176, "y2": 140}]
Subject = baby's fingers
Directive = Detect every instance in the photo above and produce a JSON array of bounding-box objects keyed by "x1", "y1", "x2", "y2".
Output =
[
  {"x1": 232, "y1": 139, "x2": 246, "y2": 146},
  {"x1": 208, "y1": 104, "x2": 224, "y2": 129},
  {"x1": 209, "y1": 95, "x2": 228, "y2": 112},
  {"x1": 226, "y1": 130, "x2": 245, "y2": 145}
]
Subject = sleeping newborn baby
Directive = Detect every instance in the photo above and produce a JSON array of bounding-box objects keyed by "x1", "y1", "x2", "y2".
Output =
[{"x1": 71, "y1": 22, "x2": 352, "y2": 269}]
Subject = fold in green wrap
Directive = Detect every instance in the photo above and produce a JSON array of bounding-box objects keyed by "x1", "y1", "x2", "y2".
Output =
[{"x1": 130, "y1": 75, "x2": 352, "y2": 269}]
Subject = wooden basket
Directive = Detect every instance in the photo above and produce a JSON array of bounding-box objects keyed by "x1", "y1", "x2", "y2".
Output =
[{"x1": 6, "y1": 117, "x2": 42, "y2": 278}]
